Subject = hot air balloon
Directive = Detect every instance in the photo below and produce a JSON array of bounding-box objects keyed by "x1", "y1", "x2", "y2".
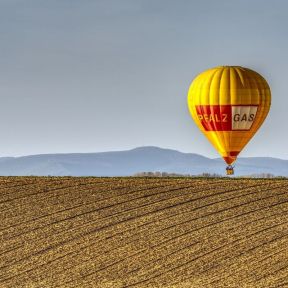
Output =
[{"x1": 187, "y1": 66, "x2": 271, "y2": 175}]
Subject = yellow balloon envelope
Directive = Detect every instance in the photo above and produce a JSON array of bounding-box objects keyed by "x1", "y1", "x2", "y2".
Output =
[{"x1": 187, "y1": 66, "x2": 271, "y2": 166}]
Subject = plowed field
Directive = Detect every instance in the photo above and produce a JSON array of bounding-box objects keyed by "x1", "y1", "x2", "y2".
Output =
[{"x1": 1, "y1": 177, "x2": 288, "y2": 287}]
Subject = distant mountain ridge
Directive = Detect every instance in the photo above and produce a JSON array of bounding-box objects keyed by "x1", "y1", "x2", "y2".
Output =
[{"x1": 0, "y1": 146, "x2": 287, "y2": 176}]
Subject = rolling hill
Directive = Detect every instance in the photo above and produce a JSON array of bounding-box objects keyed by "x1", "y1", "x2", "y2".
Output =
[{"x1": 0, "y1": 147, "x2": 287, "y2": 176}]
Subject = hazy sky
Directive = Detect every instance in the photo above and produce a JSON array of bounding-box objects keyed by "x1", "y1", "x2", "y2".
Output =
[{"x1": 0, "y1": 0, "x2": 287, "y2": 158}]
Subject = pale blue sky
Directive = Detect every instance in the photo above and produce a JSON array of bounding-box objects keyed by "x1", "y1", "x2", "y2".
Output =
[{"x1": 0, "y1": 0, "x2": 287, "y2": 158}]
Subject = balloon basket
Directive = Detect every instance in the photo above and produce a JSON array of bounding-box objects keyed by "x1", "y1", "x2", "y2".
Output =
[{"x1": 226, "y1": 166, "x2": 234, "y2": 176}]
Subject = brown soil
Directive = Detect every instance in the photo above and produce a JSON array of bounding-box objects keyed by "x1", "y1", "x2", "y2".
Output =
[{"x1": 0, "y1": 177, "x2": 288, "y2": 287}]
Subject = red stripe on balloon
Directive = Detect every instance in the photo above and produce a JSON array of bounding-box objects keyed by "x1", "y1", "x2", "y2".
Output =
[{"x1": 195, "y1": 105, "x2": 232, "y2": 131}]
